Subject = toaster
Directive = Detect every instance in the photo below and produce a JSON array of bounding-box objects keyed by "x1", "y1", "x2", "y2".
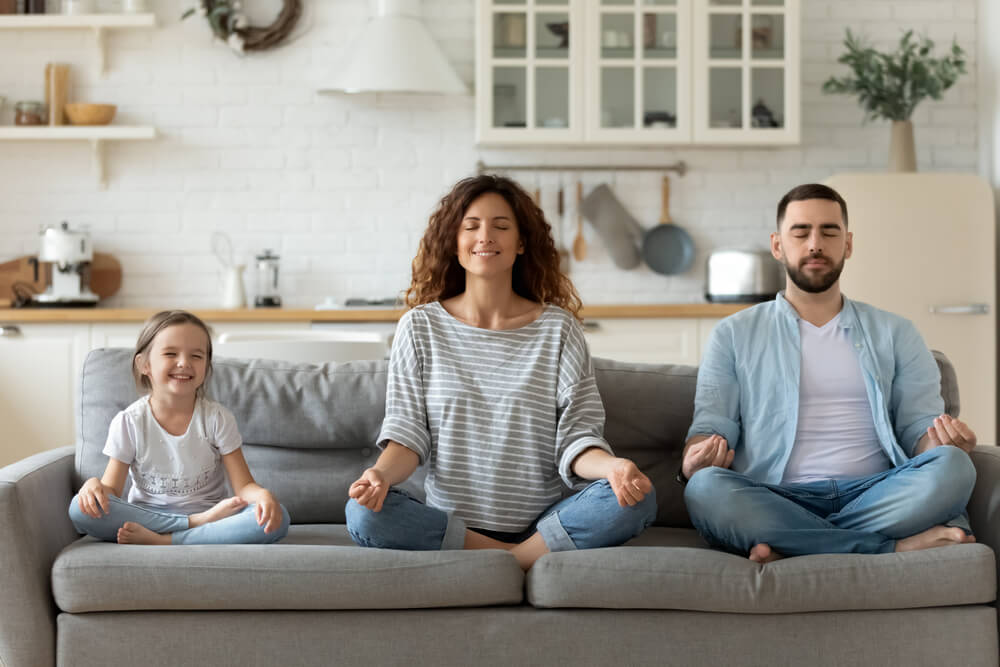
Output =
[{"x1": 705, "y1": 249, "x2": 785, "y2": 303}]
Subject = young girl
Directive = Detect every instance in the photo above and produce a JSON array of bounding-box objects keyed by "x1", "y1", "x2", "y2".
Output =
[
  {"x1": 346, "y1": 174, "x2": 656, "y2": 570},
  {"x1": 69, "y1": 310, "x2": 289, "y2": 545}
]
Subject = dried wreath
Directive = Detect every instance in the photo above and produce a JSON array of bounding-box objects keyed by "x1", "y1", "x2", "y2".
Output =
[{"x1": 182, "y1": 0, "x2": 302, "y2": 54}]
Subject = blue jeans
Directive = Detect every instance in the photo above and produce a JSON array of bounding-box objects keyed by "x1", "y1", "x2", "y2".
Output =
[
  {"x1": 345, "y1": 479, "x2": 657, "y2": 552},
  {"x1": 684, "y1": 446, "x2": 976, "y2": 556},
  {"x1": 68, "y1": 493, "x2": 290, "y2": 545}
]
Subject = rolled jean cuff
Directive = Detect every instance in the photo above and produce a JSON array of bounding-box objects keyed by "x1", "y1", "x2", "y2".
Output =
[
  {"x1": 537, "y1": 511, "x2": 576, "y2": 552},
  {"x1": 441, "y1": 511, "x2": 467, "y2": 550},
  {"x1": 946, "y1": 512, "x2": 973, "y2": 535}
]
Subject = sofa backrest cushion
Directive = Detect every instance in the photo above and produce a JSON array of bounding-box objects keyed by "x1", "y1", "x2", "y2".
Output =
[{"x1": 76, "y1": 348, "x2": 959, "y2": 527}]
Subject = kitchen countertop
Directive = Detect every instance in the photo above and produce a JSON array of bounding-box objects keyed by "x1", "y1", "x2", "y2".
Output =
[{"x1": 0, "y1": 303, "x2": 751, "y2": 322}]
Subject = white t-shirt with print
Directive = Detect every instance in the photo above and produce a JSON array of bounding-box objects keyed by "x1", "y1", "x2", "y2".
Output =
[{"x1": 102, "y1": 396, "x2": 243, "y2": 514}]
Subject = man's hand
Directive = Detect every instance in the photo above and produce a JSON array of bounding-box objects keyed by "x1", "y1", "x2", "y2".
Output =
[
  {"x1": 682, "y1": 434, "x2": 734, "y2": 480},
  {"x1": 924, "y1": 414, "x2": 977, "y2": 454},
  {"x1": 606, "y1": 458, "x2": 654, "y2": 507},
  {"x1": 349, "y1": 468, "x2": 390, "y2": 512},
  {"x1": 254, "y1": 490, "x2": 284, "y2": 534},
  {"x1": 77, "y1": 477, "x2": 112, "y2": 519}
]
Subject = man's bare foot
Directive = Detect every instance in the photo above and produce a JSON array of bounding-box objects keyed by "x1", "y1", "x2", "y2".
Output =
[
  {"x1": 188, "y1": 496, "x2": 247, "y2": 528},
  {"x1": 117, "y1": 521, "x2": 171, "y2": 545},
  {"x1": 895, "y1": 525, "x2": 975, "y2": 552},
  {"x1": 748, "y1": 543, "x2": 783, "y2": 564}
]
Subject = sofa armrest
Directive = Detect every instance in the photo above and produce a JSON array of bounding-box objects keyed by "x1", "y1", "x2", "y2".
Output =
[
  {"x1": 0, "y1": 446, "x2": 78, "y2": 667},
  {"x1": 968, "y1": 445, "x2": 1000, "y2": 593}
]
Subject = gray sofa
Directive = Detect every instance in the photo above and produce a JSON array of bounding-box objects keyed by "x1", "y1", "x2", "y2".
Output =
[{"x1": 2, "y1": 347, "x2": 999, "y2": 667}]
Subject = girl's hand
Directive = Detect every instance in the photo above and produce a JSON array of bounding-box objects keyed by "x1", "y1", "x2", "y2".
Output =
[
  {"x1": 78, "y1": 477, "x2": 112, "y2": 519},
  {"x1": 349, "y1": 468, "x2": 389, "y2": 512},
  {"x1": 607, "y1": 458, "x2": 653, "y2": 507},
  {"x1": 254, "y1": 491, "x2": 284, "y2": 534}
]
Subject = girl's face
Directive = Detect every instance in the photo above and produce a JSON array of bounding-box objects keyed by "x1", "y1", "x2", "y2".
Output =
[
  {"x1": 139, "y1": 323, "x2": 210, "y2": 400},
  {"x1": 456, "y1": 192, "x2": 524, "y2": 279}
]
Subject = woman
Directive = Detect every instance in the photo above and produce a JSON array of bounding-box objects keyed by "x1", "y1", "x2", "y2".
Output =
[{"x1": 346, "y1": 174, "x2": 656, "y2": 570}]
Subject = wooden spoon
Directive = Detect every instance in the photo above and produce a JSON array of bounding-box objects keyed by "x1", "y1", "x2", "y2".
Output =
[{"x1": 572, "y1": 181, "x2": 586, "y2": 261}]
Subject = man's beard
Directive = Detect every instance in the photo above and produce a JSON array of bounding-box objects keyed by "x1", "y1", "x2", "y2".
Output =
[{"x1": 782, "y1": 252, "x2": 845, "y2": 294}]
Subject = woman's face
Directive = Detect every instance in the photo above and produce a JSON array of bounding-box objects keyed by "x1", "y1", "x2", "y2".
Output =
[{"x1": 456, "y1": 192, "x2": 524, "y2": 279}]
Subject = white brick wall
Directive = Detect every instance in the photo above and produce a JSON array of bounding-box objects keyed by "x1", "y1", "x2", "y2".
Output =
[{"x1": 0, "y1": 0, "x2": 981, "y2": 307}]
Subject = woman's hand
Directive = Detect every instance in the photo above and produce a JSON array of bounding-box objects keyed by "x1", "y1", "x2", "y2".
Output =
[
  {"x1": 254, "y1": 490, "x2": 284, "y2": 534},
  {"x1": 349, "y1": 468, "x2": 389, "y2": 512},
  {"x1": 78, "y1": 477, "x2": 112, "y2": 519},
  {"x1": 606, "y1": 458, "x2": 653, "y2": 507}
]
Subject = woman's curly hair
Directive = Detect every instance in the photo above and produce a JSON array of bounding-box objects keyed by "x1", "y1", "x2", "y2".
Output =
[{"x1": 404, "y1": 174, "x2": 582, "y2": 319}]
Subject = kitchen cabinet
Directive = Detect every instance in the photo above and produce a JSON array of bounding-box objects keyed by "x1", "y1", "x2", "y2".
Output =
[
  {"x1": 584, "y1": 316, "x2": 722, "y2": 364},
  {"x1": 0, "y1": 323, "x2": 90, "y2": 467},
  {"x1": 691, "y1": 0, "x2": 799, "y2": 144},
  {"x1": 475, "y1": 0, "x2": 799, "y2": 146}
]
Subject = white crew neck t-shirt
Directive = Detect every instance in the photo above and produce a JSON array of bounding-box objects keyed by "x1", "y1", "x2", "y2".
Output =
[
  {"x1": 781, "y1": 313, "x2": 892, "y2": 485},
  {"x1": 103, "y1": 395, "x2": 243, "y2": 513}
]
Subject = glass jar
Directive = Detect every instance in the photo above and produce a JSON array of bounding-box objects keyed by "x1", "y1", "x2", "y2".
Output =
[{"x1": 14, "y1": 101, "x2": 45, "y2": 126}]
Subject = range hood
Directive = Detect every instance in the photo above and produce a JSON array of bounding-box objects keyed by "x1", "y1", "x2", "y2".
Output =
[{"x1": 319, "y1": 0, "x2": 468, "y2": 95}]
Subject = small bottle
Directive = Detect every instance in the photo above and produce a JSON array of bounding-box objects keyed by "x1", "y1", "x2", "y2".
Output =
[{"x1": 26, "y1": 0, "x2": 44, "y2": 13}]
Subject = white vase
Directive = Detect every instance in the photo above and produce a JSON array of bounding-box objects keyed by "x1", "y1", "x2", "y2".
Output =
[
  {"x1": 221, "y1": 265, "x2": 247, "y2": 309},
  {"x1": 888, "y1": 120, "x2": 917, "y2": 172}
]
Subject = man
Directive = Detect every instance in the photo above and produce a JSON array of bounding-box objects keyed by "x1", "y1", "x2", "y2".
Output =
[{"x1": 681, "y1": 183, "x2": 978, "y2": 563}]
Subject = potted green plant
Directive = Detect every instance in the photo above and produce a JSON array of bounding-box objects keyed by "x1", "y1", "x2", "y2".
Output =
[{"x1": 822, "y1": 29, "x2": 966, "y2": 172}]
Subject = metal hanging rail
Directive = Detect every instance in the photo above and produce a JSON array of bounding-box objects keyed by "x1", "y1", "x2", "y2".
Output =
[{"x1": 475, "y1": 160, "x2": 687, "y2": 177}]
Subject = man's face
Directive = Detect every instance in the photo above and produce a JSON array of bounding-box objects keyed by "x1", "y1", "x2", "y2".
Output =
[{"x1": 771, "y1": 198, "x2": 852, "y2": 294}]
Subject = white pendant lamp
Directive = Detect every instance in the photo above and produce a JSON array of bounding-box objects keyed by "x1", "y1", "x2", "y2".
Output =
[{"x1": 319, "y1": 0, "x2": 468, "y2": 95}]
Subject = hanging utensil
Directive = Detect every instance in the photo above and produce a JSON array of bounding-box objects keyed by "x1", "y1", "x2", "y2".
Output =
[
  {"x1": 572, "y1": 181, "x2": 586, "y2": 261},
  {"x1": 211, "y1": 231, "x2": 233, "y2": 269},
  {"x1": 641, "y1": 175, "x2": 695, "y2": 275},
  {"x1": 555, "y1": 184, "x2": 570, "y2": 272}
]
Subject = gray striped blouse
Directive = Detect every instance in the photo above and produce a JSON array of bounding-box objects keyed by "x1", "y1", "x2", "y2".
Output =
[{"x1": 377, "y1": 301, "x2": 612, "y2": 532}]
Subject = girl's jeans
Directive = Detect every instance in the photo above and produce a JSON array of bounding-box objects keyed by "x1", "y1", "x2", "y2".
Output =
[
  {"x1": 683, "y1": 445, "x2": 976, "y2": 556},
  {"x1": 345, "y1": 479, "x2": 657, "y2": 551},
  {"x1": 68, "y1": 493, "x2": 290, "y2": 545}
]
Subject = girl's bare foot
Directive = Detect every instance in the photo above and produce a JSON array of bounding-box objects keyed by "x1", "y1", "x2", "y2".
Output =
[
  {"x1": 117, "y1": 521, "x2": 170, "y2": 545},
  {"x1": 749, "y1": 543, "x2": 783, "y2": 564},
  {"x1": 188, "y1": 496, "x2": 247, "y2": 528},
  {"x1": 895, "y1": 525, "x2": 975, "y2": 552}
]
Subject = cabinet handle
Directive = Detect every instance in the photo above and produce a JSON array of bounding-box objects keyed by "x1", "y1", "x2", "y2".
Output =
[
  {"x1": 581, "y1": 321, "x2": 601, "y2": 331},
  {"x1": 929, "y1": 304, "x2": 989, "y2": 315},
  {"x1": 0, "y1": 325, "x2": 22, "y2": 337}
]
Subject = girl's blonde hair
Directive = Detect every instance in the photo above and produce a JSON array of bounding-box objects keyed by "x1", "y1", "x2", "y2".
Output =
[{"x1": 132, "y1": 310, "x2": 214, "y2": 395}]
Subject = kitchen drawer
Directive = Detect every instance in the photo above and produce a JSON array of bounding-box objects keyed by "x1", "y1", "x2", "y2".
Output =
[{"x1": 584, "y1": 318, "x2": 700, "y2": 365}]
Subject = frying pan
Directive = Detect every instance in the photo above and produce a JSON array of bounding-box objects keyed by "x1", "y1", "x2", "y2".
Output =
[{"x1": 641, "y1": 175, "x2": 694, "y2": 275}]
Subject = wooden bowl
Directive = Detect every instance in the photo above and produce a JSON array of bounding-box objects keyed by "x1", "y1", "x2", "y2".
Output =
[{"x1": 64, "y1": 103, "x2": 117, "y2": 126}]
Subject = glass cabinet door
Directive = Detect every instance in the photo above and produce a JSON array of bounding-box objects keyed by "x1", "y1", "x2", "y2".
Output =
[
  {"x1": 477, "y1": 0, "x2": 583, "y2": 144},
  {"x1": 693, "y1": 0, "x2": 799, "y2": 143},
  {"x1": 585, "y1": 0, "x2": 691, "y2": 143}
]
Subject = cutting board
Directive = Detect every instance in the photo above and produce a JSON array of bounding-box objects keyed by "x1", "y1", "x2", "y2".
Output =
[
  {"x1": 0, "y1": 252, "x2": 122, "y2": 304},
  {"x1": 0, "y1": 255, "x2": 45, "y2": 304}
]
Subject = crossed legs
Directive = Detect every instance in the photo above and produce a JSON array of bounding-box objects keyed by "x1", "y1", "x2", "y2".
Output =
[{"x1": 684, "y1": 446, "x2": 976, "y2": 560}]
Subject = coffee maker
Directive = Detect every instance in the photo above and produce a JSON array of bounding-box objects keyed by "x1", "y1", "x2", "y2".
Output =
[
  {"x1": 253, "y1": 249, "x2": 281, "y2": 308},
  {"x1": 33, "y1": 221, "x2": 99, "y2": 307}
]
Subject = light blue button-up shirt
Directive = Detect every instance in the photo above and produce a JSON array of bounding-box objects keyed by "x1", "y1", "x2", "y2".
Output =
[{"x1": 686, "y1": 292, "x2": 942, "y2": 485}]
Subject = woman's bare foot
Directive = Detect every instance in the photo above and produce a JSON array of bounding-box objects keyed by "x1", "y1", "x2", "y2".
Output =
[
  {"x1": 749, "y1": 543, "x2": 783, "y2": 564},
  {"x1": 895, "y1": 525, "x2": 975, "y2": 552},
  {"x1": 188, "y1": 496, "x2": 247, "y2": 528},
  {"x1": 117, "y1": 521, "x2": 171, "y2": 545}
]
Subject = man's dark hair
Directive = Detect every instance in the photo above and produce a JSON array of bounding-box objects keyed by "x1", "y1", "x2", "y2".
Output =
[{"x1": 776, "y1": 183, "x2": 848, "y2": 230}]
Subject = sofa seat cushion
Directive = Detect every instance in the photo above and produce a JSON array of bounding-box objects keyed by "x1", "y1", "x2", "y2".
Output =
[
  {"x1": 528, "y1": 527, "x2": 996, "y2": 613},
  {"x1": 52, "y1": 525, "x2": 523, "y2": 613}
]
